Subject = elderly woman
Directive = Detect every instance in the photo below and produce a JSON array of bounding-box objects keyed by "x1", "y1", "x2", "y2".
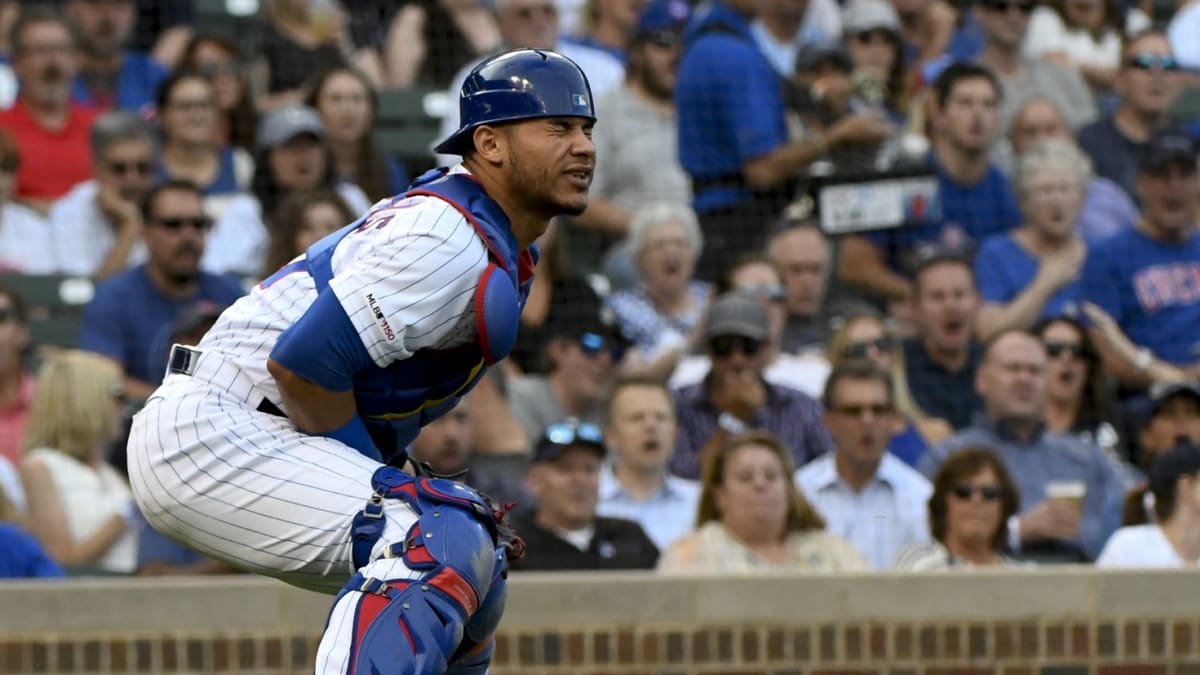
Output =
[
  {"x1": 894, "y1": 447, "x2": 1023, "y2": 569},
  {"x1": 973, "y1": 138, "x2": 1089, "y2": 342},
  {"x1": 605, "y1": 202, "x2": 711, "y2": 381},
  {"x1": 658, "y1": 431, "x2": 866, "y2": 573},
  {"x1": 1098, "y1": 441, "x2": 1200, "y2": 567},
  {"x1": 19, "y1": 351, "x2": 138, "y2": 574}
]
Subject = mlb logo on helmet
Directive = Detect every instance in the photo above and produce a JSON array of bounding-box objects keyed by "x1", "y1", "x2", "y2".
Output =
[{"x1": 572, "y1": 93, "x2": 589, "y2": 107}]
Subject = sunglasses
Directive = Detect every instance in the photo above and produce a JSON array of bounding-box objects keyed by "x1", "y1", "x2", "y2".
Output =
[
  {"x1": 543, "y1": 419, "x2": 604, "y2": 447},
  {"x1": 152, "y1": 216, "x2": 212, "y2": 232},
  {"x1": 844, "y1": 336, "x2": 897, "y2": 360},
  {"x1": 107, "y1": 160, "x2": 153, "y2": 176},
  {"x1": 950, "y1": 483, "x2": 1003, "y2": 501},
  {"x1": 832, "y1": 403, "x2": 893, "y2": 418},
  {"x1": 1044, "y1": 342, "x2": 1086, "y2": 359},
  {"x1": 982, "y1": 0, "x2": 1036, "y2": 12},
  {"x1": 0, "y1": 158, "x2": 17, "y2": 173},
  {"x1": 1125, "y1": 53, "x2": 1180, "y2": 71},
  {"x1": 710, "y1": 335, "x2": 762, "y2": 357},
  {"x1": 578, "y1": 332, "x2": 623, "y2": 360}
]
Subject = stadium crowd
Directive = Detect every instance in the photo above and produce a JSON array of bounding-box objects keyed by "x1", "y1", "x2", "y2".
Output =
[{"x1": 0, "y1": 0, "x2": 1199, "y2": 580}]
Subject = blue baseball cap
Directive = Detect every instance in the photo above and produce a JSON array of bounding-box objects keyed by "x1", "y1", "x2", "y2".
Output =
[{"x1": 634, "y1": 0, "x2": 691, "y2": 44}]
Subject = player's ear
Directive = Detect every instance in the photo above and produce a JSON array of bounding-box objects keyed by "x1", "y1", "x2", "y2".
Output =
[{"x1": 472, "y1": 125, "x2": 505, "y2": 167}]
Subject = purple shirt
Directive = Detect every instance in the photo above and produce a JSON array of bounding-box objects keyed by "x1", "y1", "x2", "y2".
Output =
[{"x1": 671, "y1": 379, "x2": 834, "y2": 479}]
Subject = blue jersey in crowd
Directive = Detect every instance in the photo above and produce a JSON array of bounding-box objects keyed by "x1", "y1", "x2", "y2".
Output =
[
  {"x1": 0, "y1": 524, "x2": 64, "y2": 579},
  {"x1": 676, "y1": 1, "x2": 788, "y2": 214},
  {"x1": 72, "y1": 52, "x2": 168, "y2": 113},
  {"x1": 975, "y1": 233, "x2": 1083, "y2": 319},
  {"x1": 1081, "y1": 227, "x2": 1200, "y2": 366},
  {"x1": 867, "y1": 156, "x2": 1021, "y2": 274}
]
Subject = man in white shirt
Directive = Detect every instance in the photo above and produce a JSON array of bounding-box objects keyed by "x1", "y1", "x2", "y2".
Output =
[
  {"x1": 48, "y1": 111, "x2": 155, "y2": 278},
  {"x1": 597, "y1": 377, "x2": 700, "y2": 550},
  {"x1": 795, "y1": 359, "x2": 932, "y2": 568}
]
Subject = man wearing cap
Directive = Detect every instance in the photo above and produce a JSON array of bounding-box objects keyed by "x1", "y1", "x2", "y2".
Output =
[
  {"x1": 1080, "y1": 129, "x2": 1200, "y2": 386},
  {"x1": 1078, "y1": 32, "x2": 1190, "y2": 201},
  {"x1": 671, "y1": 292, "x2": 834, "y2": 480},
  {"x1": 1137, "y1": 381, "x2": 1200, "y2": 467},
  {"x1": 570, "y1": 0, "x2": 692, "y2": 284},
  {"x1": 509, "y1": 419, "x2": 660, "y2": 571}
]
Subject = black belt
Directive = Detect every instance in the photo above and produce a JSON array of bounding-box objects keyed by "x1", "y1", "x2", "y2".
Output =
[{"x1": 166, "y1": 344, "x2": 287, "y2": 418}]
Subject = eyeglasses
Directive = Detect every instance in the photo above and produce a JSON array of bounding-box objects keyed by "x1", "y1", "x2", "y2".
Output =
[
  {"x1": 106, "y1": 160, "x2": 153, "y2": 176},
  {"x1": 1044, "y1": 342, "x2": 1086, "y2": 359},
  {"x1": 578, "y1": 332, "x2": 622, "y2": 360},
  {"x1": 0, "y1": 158, "x2": 17, "y2": 173},
  {"x1": 543, "y1": 419, "x2": 604, "y2": 447},
  {"x1": 710, "y1": 335, "x2": 762, "y2": 357},
  {"x1": 832, "y1": 403, "x2": 894, "y2": 418},
  {"x1": 1125, "y1": 53, "x2": 1180, "y2": 71},
  {"x1": 843, "y1": 336, "x2": 897, "y2": 360},
  {"x1": 152, "y1": 216, "x2": 212, "y2": 232},
  {"x1": 981, "y1": 0, "x2": 1035, "y2": 12},
  {"x1": 950, "y1": 483, "x2": 1003, "y2": 501}
]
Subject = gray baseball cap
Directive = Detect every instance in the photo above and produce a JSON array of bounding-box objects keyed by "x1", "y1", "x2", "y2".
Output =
[
  {"x1": 257, "y1": 104, "x2": 326, "y2": 151},
  {"x1": 842, "y1": 0, "x2": 902, "y2": 35},
  {"x1": 703, "y1": 292, "x2": 769, "y2": 342}
]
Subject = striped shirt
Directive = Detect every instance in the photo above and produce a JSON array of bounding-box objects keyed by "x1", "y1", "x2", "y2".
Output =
[{"x1": 670, "y1": 379, "x2": 834, "y2": 480}]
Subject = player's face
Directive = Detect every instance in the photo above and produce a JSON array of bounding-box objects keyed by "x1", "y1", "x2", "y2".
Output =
[
  {"x1": 269, "y1": 135, "x2": 326, "y2": 191},
  {"x1": 295, "y1": 202, "x2": 347, "y2": 252},
  {"x1": 977, "y1": 333, "x2": 1047, "y2": 422},
  {"x1": 504, "y1": 117, "x2": 595, "y2": 218},
  {"x1": 936, "y1": 78, "x2": 999, "y2": 154},
  {"x1": 604, "y1": 385, "x2": 676, "y2": 474},
  {"x1": 144, "y1": 189, "x2": 209, "y2": 280},
  {"x1": 528, "y1": 447, "x2": 601, "y2": 530},
  {"x1": 96, "y1": 139, "x2": 156, "y2": 202},
  {"x1": 1020, "y1": 168, "x2": 1083, "y2": 242},
  {"x1": 913, "y1": 262, "x2": 979, "y2": 354},
  {"x1": 1137, "y1": 161, "x2": 1200, "y2": 238},
  {"x1": 161, "y1": 77, "x2": 217, "y2": 148}
]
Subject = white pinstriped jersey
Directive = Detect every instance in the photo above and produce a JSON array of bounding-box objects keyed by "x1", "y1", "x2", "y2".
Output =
[{"x1": 195, "y1": 172, "x2": 489, "y2": 409}]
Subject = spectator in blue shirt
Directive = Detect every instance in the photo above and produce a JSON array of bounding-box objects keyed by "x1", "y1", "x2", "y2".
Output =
[
  {"x1": 63, "y1": 0, "x2": 167, "y2": 113},
  {"x1": 840, "y1": 62, "x2": 1020, "y2": 305},
  {"x1": 0, "y1": 524, "x2": 64, "y2": 579},
  {"x1": 920, "y1": 330, "x2": 1125, "y2": 561},
  {"x1": 974, "y1": 138, "x2": 1089, "y2": 342},
  {"x1": 79, "y1": 180, "x2": 245, "y2": 402},
  {"x1": 598, "y1": 378, "x2": 700, "y2": 551},
  {"x1": 1080, "y1": 129, "x2": 1200, "y2": 386},
  {"x1": 676, "y1": 0, "x2": 890, "y2": 281}
]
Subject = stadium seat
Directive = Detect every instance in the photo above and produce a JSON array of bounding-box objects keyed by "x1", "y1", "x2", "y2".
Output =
[
  {"x1": 0, "y1": 274, "x2": 95, "y2": 350},
  {"x1": 375, "y1": 88, "x2": 448, "y2": 176}
]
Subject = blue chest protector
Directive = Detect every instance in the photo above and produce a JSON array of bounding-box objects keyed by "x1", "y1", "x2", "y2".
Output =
[{"x1": 301, "y1": 169, "x2": 537, "y2": 462}]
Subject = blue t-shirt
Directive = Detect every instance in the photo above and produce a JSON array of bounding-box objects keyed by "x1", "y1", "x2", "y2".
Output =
[
  {"x1": 1081, "y1": 227, "x2": 1200, "y2": 365},
  {"x1": 72, "y1": 52, "x2": 168, "y2": 113},
  {"x1": 79, "y1": 265, "x2": 245, "y2": 384},
  {"x1": 866, "y1": 157, "x2": 1021, "y2": 274},
  {"x1": 677, "y1": 2, "x2": 788, "y2": 213},
  {"x1": 975, "y1": 233, "x2": 1083, "y2": 319},
  {"x1": 0, "y1": 524, "x2": 65, "y2": 579},
  {"x1": 156, "y1": 146, "x2": 243, "y2": 196}
]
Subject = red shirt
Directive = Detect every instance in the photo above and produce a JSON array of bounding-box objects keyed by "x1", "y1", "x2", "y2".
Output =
[
  {"x1": 0, "y1": 373, "x2": 32, "y2": 465},
  {"x1": 0, "y1": 99, "x2": 100, "y2": 202}
]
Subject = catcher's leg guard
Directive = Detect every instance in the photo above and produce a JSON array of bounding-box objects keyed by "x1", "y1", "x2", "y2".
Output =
[{"x1": 315, "y1": 468, "x2": 507, "y2": 675}]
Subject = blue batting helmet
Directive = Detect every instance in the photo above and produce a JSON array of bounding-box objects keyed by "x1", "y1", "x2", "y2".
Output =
[{"x1": 434, "y1": 48, "x2": 596, "y2": 156}]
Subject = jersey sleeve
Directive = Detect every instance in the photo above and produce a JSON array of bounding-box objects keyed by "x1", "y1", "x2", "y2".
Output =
[{"x1": 327, "y1": 198, "x2": 490, "y2": 368}]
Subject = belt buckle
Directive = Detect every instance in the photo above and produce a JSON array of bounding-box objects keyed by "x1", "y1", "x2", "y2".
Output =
[{"x1": 167, "y1": 344, "x2": 201, "y2": 376}]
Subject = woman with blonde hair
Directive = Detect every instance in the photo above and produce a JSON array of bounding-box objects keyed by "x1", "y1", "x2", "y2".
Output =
[
  {"x1": 19, "y1": 351, "x2": 138, "y2": 574},
  {"x1": 826, "y1": 310, "x2": 952, "y2": 467},
  {"x1": 658, "y1": 431, "x2": 866, "y2": 573}
]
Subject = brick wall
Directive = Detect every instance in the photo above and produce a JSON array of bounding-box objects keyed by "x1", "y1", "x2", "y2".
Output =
[{"x1": 1, "y1": 570, "x2": 1199, "y2": 674}]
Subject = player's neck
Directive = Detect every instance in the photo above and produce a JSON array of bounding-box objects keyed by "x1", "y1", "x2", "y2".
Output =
[{"x1": 463, "y1": 158, "x2": 550, "y2": 248}]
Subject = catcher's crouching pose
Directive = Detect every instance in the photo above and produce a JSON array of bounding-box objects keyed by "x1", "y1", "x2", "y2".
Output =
[{"x1": 125, "y1": 48, "x2": 596, "y2": 674}]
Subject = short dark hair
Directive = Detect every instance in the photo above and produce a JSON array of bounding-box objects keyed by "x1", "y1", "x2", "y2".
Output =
[
  {"x1": 155, "y1": 69, "x2": 211, "y2": 115},
  {"x1": 140, "y1": 179, "x2": 203, "y2": 223},
  {"x1": 10, "y1": 4, "x2": 72, "y2": 58},
  {"x1": 911, "y1": 251, "x2": 976, "y2": 296},
  {"x1": 932, "y1": 62, "x2": 1001, "y2": 109},
  {"x1": 605, "y1": 376, "x2": 673, "y2": 423},
  {"x1": 821, "y1": 359, "x2": 895, "y2": 410},
  {"x1": 928, "y1": 447, "x2": 1020, "y2": 551}
]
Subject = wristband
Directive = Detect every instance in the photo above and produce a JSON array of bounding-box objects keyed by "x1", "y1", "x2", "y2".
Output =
[{"x1": 325, "y1": 415, "x2": 382, "y2": 462}]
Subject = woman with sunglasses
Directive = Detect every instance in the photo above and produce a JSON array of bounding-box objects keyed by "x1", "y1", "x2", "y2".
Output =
[
  {"x1": 1097, "y1": 441, "x2": 1200, "y2": 568},
  {"x1": 894, "y1": 447, "x2": 1024, "y2": 569},
  {"x1": 841, "y1": 0, "x2": 910, "y2": 123},
  {"x1": 974, "y1": 139, "x2": 1089, "y2": 343},
  {"x1": 659, "y1": 431, "x2": 866, "y2": 573},
  {"x1": 826, "y1": 310, "x2": 952, "y2": 467}
]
